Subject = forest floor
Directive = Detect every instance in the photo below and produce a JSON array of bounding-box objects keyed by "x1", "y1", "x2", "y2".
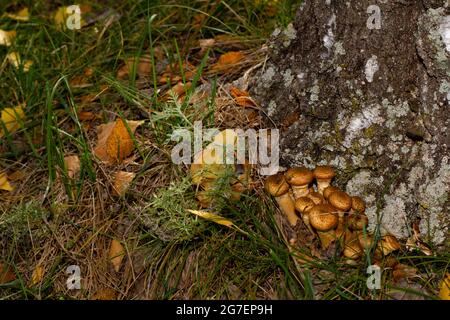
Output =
[{"x1": 0, "y1": 0, "x2": 448, "y2": 300}]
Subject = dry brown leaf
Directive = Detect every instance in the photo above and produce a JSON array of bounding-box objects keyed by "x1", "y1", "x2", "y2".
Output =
[
  {"x1": 31, "y1": 266, "x2": 44, "y2": 286},
  {"x1": 112, "y1": 171, "x2": 135, "y2": 196},
  {"x1": 158, "y1": 61, "x2": 196, "y2": 85},
  {"x1": 230, "y1": 87, "x2": 256, "y2": 108},
  {"x1": 0, "y1": 262, "x2": 16, "y2": 284},
  {"x1": 64, "y1": 155, "x2": 80, "y2": 179},
  {"x1": 92, "y1": 288, "x2": 117, "y2": 300},
  {"x1": 93, "y1": 119, "x2": 144, "y2": 165},
  {"x1": 109, "y1": 239, "x2": 125, "y2": 272},
  {"x1": 77, "y1": 111, "x2": 97, "y2": 121},
  {"x1": 0, "y1": 171, "x2": 13, "y2": 191},
  {"x1": 392, "y1": 263, "x2": 418, "y2": 281},
  {"x1": 163, "y1": 82, "x2": 192, "y2": 101},
  {"x1": 210, "y1": 51, "x2": 245, "y2": 73},
  {"x1": 69, "y1": 67, "x2": 94, "y2": 88},
  {"x1": 117, "y1": 56, "x2": 152, "y2": 79}
]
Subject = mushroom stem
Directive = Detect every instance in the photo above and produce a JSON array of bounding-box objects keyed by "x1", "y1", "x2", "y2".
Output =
[{"x1": 275, "y1": 193, "x2": 299, "y2": 226}]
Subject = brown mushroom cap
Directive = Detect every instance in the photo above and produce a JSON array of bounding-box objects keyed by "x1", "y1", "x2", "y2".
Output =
[
  {"x1": 329, "y1": 191, "x2": 352, "y2": 211},
  {"x1": 358, "y1": 232, "x2": 374, "y2": 250},
  {"x1": 308, "y1": 192, "x2": 324, "y2": 205},
  {"x1": 379, "y1": 235, "x2": 401, "y2": 255},
  {"x1": 309, "y1": 204, "x2": 338, "y2": 231},
  {"x1": 295, "y1": 196, "x2": 315, "y2": 213},
  {"x1": 285, "y1": 167, "x2": 314, "y2": 186},
  {"x1": 313, "y1": 166, "x2": 336, "y2": 180},
  {"x1": 265, "y1": 173, "x2": 290, "y2": 197},
  {"x1": 323, "y1": 186, "x2": 341, "y2": 200},
  {"x1": 351, "y1": 196, "x2": 366, "y2": 213},
  {"x1": 348, "y1": 213, "x2": 369, "y2": 230}
]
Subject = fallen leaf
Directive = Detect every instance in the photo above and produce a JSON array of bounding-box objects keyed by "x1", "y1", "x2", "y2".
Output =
[
  {"x1": 69, "y1": 67, "x2": 94, "y2": 88},
  {"x1": 64, "y1": 155, "x2": 80, "y2": 179},
  {"x1": 393, "y1": 263, "x2": 418, "y2": 281},
  {"x1": 77, "y1": 111, "x2": 97, "y2": 121},
  {"x1": 117, "y1": 56, "x2": 152, "y2": 79},
  {"x1": 112, "y1": 171, "x2": 135, "y2": 196},
  {"x1": 159, "y1": 61, "x2": 196, "y2": 85},
  {"x1": 0, "y1": 262, "x2": 16, "y2": 284},
  {"x1": 109, "y1": 239, "x2": 125, "y2": 272},
  {"x1": 0, "y1": 171, "x2": 14, "y2": 191},
  {"x1": 0, "y1": 104, "x2": 26, "y2": 138},
  {"x1": 6, "y1": 52, "x2": 33, "y2": 72},
  {"x1": 92, "y1": 288, "x2": 117, "y2": 300},
  {"x1": 230, "y1": 87, "x2": 256, "y2": 107},
  {"x1": 0, "y1": 29, "x2": 16, "y2": 46},
  {"x1": 31, "y1": 266, "x2": 44, "y2": 286},
  {"x1": 93, "y1": 119, "x2": 144, "y2": 165},
  {"x1": 163, "y1": 82, "x2": 192, "y2": 101},
  {"x1": 4, "y1": 7, "x2": 29, "y2": 21},
  {"x1": 439, "y1": 274, "x2": 450, "y2": 300},
  {"x1": 210, "y1": 51, "x2": 245, "y2": 73},
  {"x1": 187, "y1": 209, "x2": 234, "y2": 228}
]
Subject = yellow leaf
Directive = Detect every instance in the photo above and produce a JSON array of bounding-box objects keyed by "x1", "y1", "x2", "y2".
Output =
[
  {"x1": 6, "y1": 52, "x2": 33, "y2": 72},
  {"x1": 0, "y1": 29, "x2": 16, "y2": 46},
  {"x1": 440, "y1": 274, "x2": 450, "y2": 300},
  {"x1": 0, "y1": 172, "x2": 13, "y2": 191},
  {"x1": 0, "y1": 104, "x2": 26, "y2": 138},
  {"x1": 93, "y1": 119, "x2": 144, "y2": 165},
  {"x1": 187, "y1": 209, "x2": 235, "y2": 228},
  {"x1": 109, "y1": 239, "x2": 125, "y2": 272},
  {"x1": 5, "y1": 7, "x2": 29, "y2": 21},
  {"x1": 64, "y1": 155, "x2": 80, "y2": 179},
  {"x1": 31, "y1": 266, "x2": 44, "y2": 286},
  {"x1": 112, "y1": 171, "x2": 136, "y2": 196}
]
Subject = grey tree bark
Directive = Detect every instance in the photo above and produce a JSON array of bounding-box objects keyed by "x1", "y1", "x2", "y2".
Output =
[{"x1": 250, "y1": 0, "x2": 449, "y2": 246}]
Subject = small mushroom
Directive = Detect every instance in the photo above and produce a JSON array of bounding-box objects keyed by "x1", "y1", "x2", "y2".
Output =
[
  {"x1": 284, "y1": 167, "x2": 314, "y2": 199},
  {"x1": 309, "y1": 204, "x2": 339, "y2": 249},
  {"x1": 313, "y1": 166, "x2": 336, "y2": 194},
  {"x1": 328, "y1": 191, "x2": 352, "y2": 238},
  {"x1": 377, "y1": 234, "x2": 401, "y2": 256},
  {"x1": 265, "y1": 173, "x2": 299, "y2": 226},
  {"x1": 323, "y1": 185, "x2": 341, "y2": 201},
  {"x1": 294, "y1": 196, "x2": 316, "y2": 233},
  {"x1": 350, "y1": 196, "x2": 366, "y2": 214},
  {"x1": 308, "y1": 191, "x2": 324, "y2": 205},
  {"x1": 343, "y1": 231, "x2": 363, "y2": 264}
]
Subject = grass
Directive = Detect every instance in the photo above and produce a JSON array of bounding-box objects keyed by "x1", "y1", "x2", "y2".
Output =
[{"x1": 0, "y1": 0, "x2": 448, "y2": 300}]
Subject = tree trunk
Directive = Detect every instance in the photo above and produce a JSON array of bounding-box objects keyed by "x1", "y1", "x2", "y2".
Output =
[{"x1": 250, "y1": 0, "x2": 449, "y2": 246}]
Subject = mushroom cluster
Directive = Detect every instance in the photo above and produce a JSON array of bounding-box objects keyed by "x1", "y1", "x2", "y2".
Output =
[{"x1": 265, "y1": 166, "x2": 401, "y2": 264}]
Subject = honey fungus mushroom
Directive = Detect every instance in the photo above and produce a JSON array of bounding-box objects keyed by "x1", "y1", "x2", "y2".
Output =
[
  {"x1": 309, "y1": 204, "x2": 339, "y2": 249},
  {"x1": 313, "y1": 166, "x2": 336, "y2": 194},
  {"x1": 284, "y1": 167, "x2": 314, "y2": 199},
  {"x1": 328, "y1": 191, "x2": 352, "y2": 238},
  {"x1": 348, "y1": 196, "x2": 369, "y2": 231},
  {"x1": 323, "y1": 185, "x2": 341, "y2": 201},
  {"x1": 343, "y1": 231, "x2": 363, "y2": 264},
  {"x1": 294, "y1": 196, "x2": 316, "y2": 233},
  {"x1": 265, "y1": 173, "x2": 299, "y2": 226}
]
